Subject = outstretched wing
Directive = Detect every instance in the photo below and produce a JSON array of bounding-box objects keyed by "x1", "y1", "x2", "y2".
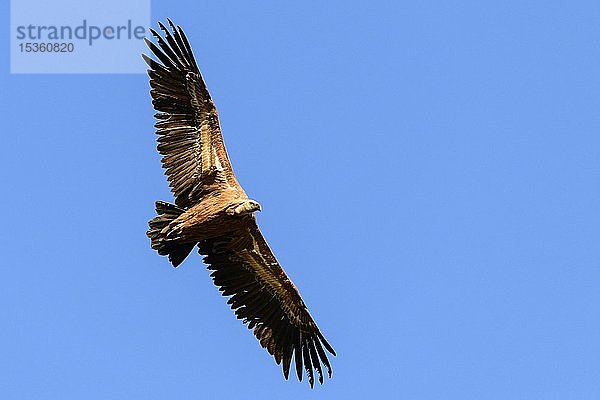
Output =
[
  {"x1": 198, "y1": 217, "x2": 336, "y2": 388},
  {"x1": 143, "y1": 20, "x2": 244, "y2": 208}
]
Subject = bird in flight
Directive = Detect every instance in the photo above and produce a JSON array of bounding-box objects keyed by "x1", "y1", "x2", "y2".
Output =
[{"x1": 143, "y1": 19, "x2": 336, "y2": 388}]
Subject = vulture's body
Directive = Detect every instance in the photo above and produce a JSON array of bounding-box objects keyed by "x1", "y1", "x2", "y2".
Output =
[{"x1": 143, "y1": 20, "x2": 335, "y2": 388}]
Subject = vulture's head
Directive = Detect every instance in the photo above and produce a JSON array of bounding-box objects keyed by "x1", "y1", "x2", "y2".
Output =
[
  {"x1": 247, "y1": 199, "x2": 262, "y2": 212},
  {"x1": 228, "y1": 199, "x2": 262, "y2": 215}
]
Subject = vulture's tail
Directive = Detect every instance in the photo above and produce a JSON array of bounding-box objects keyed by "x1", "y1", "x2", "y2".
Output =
[{"x1": 147, "y1": 201, "x2": 195, "y2": 267}]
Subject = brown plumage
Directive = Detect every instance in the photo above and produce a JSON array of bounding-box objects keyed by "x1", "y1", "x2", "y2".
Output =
[{"x1": 144, "y1": 20, "x2": 335, "y2": 387}]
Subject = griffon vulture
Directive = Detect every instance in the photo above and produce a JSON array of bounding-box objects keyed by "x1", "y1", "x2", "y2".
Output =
[{"x1": 144, "y1": 20, "x2": 336, "y2": 388}]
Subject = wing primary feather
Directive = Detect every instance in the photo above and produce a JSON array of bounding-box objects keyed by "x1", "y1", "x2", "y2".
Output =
[
  {"x1": 294, "y1": 331, "x2": 303, "y2": 382},
  {"x1": 302, "y1": 336, "x2": 315, "y2": 388},
  {"x1": 280, "y1": 324, "x2": 294, "y2": 380},
  {"x1": 144, "y1": 38, "x2": 177, "y2": 70},
  {"x1": 317, "y1": 331, "x2": 337, "y2": 356},
  {"x1": 308, "y1": 337, "x2": 324, "y2": 385},
  {"x1": 313, "y1": 337, "x2": 333, "y2": 379},
  {"x1": 142, "y1": 53, "x2": 159, "y2": 69}
]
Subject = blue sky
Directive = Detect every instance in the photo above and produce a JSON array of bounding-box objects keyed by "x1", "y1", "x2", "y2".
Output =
[{"x1": 2, "y1": 1, "x2": 600, "y2": 398}]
